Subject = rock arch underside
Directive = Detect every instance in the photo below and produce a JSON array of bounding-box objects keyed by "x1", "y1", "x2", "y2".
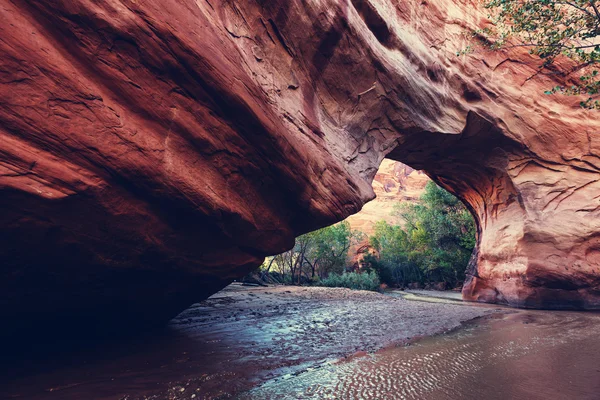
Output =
[{"x1": 1, "y1": 0, "x2": 600, "y2": 338}]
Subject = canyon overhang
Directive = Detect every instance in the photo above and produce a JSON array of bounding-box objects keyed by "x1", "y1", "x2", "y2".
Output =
[{"x1": 1, "y1": 0, "x2": 599, "y2": 338}]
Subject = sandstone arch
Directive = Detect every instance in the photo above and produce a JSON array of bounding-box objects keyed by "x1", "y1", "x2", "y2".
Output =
[{"x1": 1, "y1": 0, "x2": 599, "y2": 338}]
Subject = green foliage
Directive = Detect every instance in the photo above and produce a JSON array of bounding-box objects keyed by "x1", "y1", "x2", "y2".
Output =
[
  {"x1": 306, "y1": 221, "x2": 363, "y2": 277},
  {"x1": 264, "y1": 183, "x2": 475, "y2": 290},
  {"x1": 368, "y1": 221, "x2": 420, "y2": 285},
  {"x1": 265, "y1": 221, "x2": 364, "y2": 284},
  {"x1": 318, "y1": 270, "x2": 381, "y2": 292},
  {"x1": 369, "y1": 182, "x2": 476, "y2": 287},
  {"x1": 476, "y1": 0, "x2": 600, "y2": 108}
]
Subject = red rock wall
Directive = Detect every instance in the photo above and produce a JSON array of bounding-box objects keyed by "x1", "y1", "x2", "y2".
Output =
[{"x1": 1, "y1": 0, "x2": 599, "y2": 337}]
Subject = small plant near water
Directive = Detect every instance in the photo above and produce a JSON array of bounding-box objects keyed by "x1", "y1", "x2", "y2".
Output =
[{"x1": 317, "y1": 271, "x2": 381, "y2": 292}]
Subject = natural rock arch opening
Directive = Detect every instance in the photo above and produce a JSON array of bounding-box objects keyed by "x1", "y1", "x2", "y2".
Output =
[
  {"x1": 344, "y1": 156, "x2": 475, "y2": 290},
  {"x1": 383, "y1": 115, "x2": 533, "y2": 307},
  {"x1": 382, "y1": 110, "x2": 600, "y2": 310},
  {"x1": 1, "y1": 0, "x2": 600, "y2": 343}
]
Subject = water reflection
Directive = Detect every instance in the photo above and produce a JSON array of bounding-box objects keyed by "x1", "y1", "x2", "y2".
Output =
[{"x1": 241, "y1": 311, "x2": 600, "y2": 400}]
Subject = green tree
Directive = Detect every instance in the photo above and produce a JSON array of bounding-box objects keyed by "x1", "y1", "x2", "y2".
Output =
[
  {"x1": 265, "y1": 221, "x2": 364, "y2": 284},
  {"x1": 477, "y1": 0, "x2": 600, "y2": 108},
  {"x1": 369, "y1": 182, "x2": 476, "y2": 287},
  {"x1": 369, "y1": 221, "x2": 421, "y2": 286},
  {"x1": 319, "y1": 270, "x2": 380, "y2": 292},
  {"x1": 400, "y1": 182, "x2": 476, "y2": 284},
  {"x1": 306, "y1": 221, "x2": 364, "y2": 279}
]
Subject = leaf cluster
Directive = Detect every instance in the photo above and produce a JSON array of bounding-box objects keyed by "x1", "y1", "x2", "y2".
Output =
[{"x1": 478, "y1": 0, "x2": 600, "y2": 108}]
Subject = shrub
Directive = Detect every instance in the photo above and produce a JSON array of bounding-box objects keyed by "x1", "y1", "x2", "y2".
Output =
[
  {"x1": 369, "y1": 181, "x2": 475, "y2": 288},
  {"x1": 318, "y1": 271, "x2": 380, "y2": 292}
]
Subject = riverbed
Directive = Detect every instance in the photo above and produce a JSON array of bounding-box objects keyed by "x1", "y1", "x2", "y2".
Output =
[
  {"x1": 3, "y1": 285, "x2": 600, "y2": 399},
  {"x1": 242, "y1": 309, "x2": 600, "y2": 399}
]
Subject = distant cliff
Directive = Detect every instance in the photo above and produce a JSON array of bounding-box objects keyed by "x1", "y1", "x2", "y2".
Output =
[{"x1": 346, "y1": 159, "x2": 429, "y2": 235}]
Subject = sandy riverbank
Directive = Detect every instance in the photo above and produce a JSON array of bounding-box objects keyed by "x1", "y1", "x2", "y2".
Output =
[{"x1": 3, "y1": 284, "x2": 500, "y2": 399}]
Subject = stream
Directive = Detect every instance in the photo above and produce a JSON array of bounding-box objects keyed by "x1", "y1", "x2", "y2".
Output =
[
  {"x1": 241, "y1": 309, "x2": 600, "y2": 399},
  {"x1": 2, "y1": 287, "x2": 600, "y2": 399}
]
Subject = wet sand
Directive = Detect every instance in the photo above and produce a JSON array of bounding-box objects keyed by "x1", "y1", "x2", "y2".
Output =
[
  {"x1": 242, "y1": 310, "x2": 600, "y2": 400},
  {"x1": 2, "y1": 285, "x2": 494, "y2": 399}
]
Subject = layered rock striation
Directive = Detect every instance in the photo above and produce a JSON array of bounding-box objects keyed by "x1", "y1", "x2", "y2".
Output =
[{"x1": 1, "y1": 0, "x2": 599, "y2": 337}]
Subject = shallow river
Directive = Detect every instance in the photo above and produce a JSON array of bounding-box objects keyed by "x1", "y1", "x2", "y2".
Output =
[
  {"x1": 3, "y1": 288, "x2": 600, "y2": 399},
  {"x1": 241, "y1": 310, "x2": 600, "y2": 399}
]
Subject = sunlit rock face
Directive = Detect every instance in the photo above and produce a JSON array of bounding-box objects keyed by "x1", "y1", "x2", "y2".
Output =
[
  {"x1": 345, "y1": 159, "x2": 429, "y2": 235},
  {"x1": 1, "y1": 0, "x2": 599, "y2": 337}
]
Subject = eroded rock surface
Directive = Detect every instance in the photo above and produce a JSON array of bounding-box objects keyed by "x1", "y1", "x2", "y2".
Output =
[
  {"x1": 1, "y1": 0, "x2": 599, "y2": 337},
  {"x1": 345, "y1": 159, "x2": 429, "y2": 235}
]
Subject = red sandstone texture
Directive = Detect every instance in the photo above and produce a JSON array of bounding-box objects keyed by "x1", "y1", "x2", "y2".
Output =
[
  {"x1": 1, "y1": 0, "x2": 599, "y2": 336},
  {"x1": 345, "y1": 159, "x2": 429, "y2": 235}
]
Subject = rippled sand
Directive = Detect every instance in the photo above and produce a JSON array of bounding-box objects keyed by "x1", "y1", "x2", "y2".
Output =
[
  {"x1": 5, "y1": 286, "x2": 599, "y2": 399},
  {"x1": 241, "y1": 310, "x2": 600, "y2": 400},
  {"x1": 1, "y1": 285, "x2": 492, "y2": 399}
]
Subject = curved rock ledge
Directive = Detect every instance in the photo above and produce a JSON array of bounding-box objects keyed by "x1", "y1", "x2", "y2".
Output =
[{"x1": 1, "y1": 0, "x2": 599, "y2": 337}]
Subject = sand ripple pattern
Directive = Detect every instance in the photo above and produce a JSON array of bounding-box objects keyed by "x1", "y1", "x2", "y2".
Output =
[{"x1": 240, "y1": 312, "x2": 600, "y2": 400}]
